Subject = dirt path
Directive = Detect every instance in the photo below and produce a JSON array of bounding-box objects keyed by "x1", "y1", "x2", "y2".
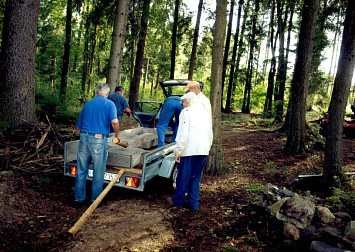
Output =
[{"x1": 1, "y1": 114, "x2": 354, "y2": 251}]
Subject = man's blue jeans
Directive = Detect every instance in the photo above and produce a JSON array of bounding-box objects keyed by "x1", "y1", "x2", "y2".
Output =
[
  {"x1": 74, "y1": 132, "x2": 108, "y2": 203},
  {"x1": 156, "y1": 99, "x2": 182, "y2": 147},
  {"x1": 172, "y1": 155, "x2": 207, "y2": 210}
]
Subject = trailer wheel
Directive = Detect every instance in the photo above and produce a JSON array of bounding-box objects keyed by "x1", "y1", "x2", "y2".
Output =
[{"x1": 170, "y1": 163, "x2": 178, "y2": 190}]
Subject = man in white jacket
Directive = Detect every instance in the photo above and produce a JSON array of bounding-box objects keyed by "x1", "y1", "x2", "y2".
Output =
[{"x1": 168, "y1": 91, "x2": 213, "y2": 210}]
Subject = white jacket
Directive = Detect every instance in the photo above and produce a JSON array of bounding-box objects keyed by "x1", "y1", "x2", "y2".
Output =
[
  {"x1": 197, "y1": 92, "x2": 212, "y2": 118},
  {"x1": 174, "y1": 103, "x2": 213, "y2": 157}
]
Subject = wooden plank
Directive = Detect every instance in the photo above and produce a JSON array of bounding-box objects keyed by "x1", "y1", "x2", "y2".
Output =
[{"x1": 68, "y1": 169, "x2": 125, "y2": 235}]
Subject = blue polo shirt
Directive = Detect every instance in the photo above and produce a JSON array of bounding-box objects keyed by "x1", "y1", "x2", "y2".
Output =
[
  {"x1": 77, "y1": 95, "x2": 117, "y2": 136},
  {"x1": 107, "y1": 93, "x2": 129, "y2": 119}
]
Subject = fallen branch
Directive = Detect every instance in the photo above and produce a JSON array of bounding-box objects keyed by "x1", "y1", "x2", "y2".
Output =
[
  {"x1": 20, "y1": 156, "x2": 63, "y2": 165},
  {"x1": 46, "y1": 115, "x2": 63, "y2": 147},
  {"x1": 36, "y1": 126, "x2": 51, "y2": 150},
  {"x1": 24, "y1": 121, "x2": 39, "y2": 147}
]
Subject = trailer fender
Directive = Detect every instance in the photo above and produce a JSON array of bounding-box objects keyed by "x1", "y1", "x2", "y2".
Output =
[{"x1": 159, "y1": 153, "x2": 175, "y2": 178}]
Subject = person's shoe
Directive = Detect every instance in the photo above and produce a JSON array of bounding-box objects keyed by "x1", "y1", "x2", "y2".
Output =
[
  {"x1": 166, "y1": 197, "x2": 174, "y2": 206},
  {"x1": 73, "y1": 200, "x2": 85, "y2": 209}
]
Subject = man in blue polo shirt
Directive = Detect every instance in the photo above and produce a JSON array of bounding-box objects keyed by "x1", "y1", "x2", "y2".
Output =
[
  {"x1": 74, "y1": 84, "x2": 122, "y2": 208},
  {"x1": 108, "y1": 86, "x2": 132, "y2": 127}
]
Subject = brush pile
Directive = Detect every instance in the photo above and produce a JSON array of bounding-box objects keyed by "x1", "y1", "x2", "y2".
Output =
[{"x1": 0, "y1": 116, "x2": 79, "y2": 174}]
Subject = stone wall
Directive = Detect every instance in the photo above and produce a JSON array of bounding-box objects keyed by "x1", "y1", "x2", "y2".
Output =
[{"x1": 258, "y1": 183, "x2": 355, "y2": 251}]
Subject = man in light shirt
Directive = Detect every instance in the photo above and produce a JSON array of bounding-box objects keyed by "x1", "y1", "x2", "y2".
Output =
[
  {"x1": 184, "y1": 80, "x2": 212, "y2": 118},
  {"x1": 167, "y1": 92, "x2": 213, "y2": 210}
]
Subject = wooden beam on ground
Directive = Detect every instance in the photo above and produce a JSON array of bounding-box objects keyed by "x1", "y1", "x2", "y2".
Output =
[{"x1": 68, "y1": 169, "x2": 125, "y2": 235}]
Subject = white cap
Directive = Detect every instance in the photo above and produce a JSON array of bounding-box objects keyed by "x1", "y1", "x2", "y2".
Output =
[{"x1": 180, "y1": 91, "x2": 196, "y2": 101}]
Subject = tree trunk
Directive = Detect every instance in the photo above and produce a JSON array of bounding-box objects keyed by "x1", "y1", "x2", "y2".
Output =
[
  {"x1": 279, "y1": 0, "x2": 296, "y2": 131},
  {"x1": 60, "y1": 0, "x2": 73, "y2": 103},
  {"x1": 241, "y1": 0, "x2": 260, "y2": 113},
  {"x1": 284, "y1": 0, "x2": 320, "y2": 154},
  {"x1": 205, "y1": 0, "x2": 227, "y2": 175},
  {"x1": 188, "y1": 0, "x2": 203, "y2": 80},
  {"x1": 49, "y1": 55, "x2": 56, "y2": 89},
  {"x1": 87, "y1": 24, "x2": 98, "y2": 95},
  {"x1": 170, "y1": 0, "x2": 180, "y2": 80},
  {"x1": 263, "y1": 0, "x2": 277, "y2": 115},
  {"x1": 72, "y1": 19, "x2": 83, "y2": 72},
  {"x1": 225, "y1": 0, "x2": 243, "y2": 112},
  {"x1": 129, "y1": 0, "x2": 138, "y2": 82},
  {"x1": 107, "y1": 0, "x2": 130, "y2": 93},
  {"x1": 231, "y1": 0, "x2": 249, "y2": 105},
  {"x1": 81, "y1": 12, "x2": 90, "y2": 103},
  {"x1": 0, "y1": 0, "x2": 39, "y2": 128},
  {"x1": 142, "y1": 58, "x2": 149, "y2": 98},
  {"x1": 324, "y1": 0, "x2": 355, "y2": 187},
  {"x1": 221, "y1": 0, "x2": 235, "y2": 110},
  {"x1": 274, "y1": 0, "x2": 287, "y2": 122},
  {"x1": 328, "y1": 4, "x2": 342, "y2": 81},
  {"x1": 129, "y1": 0, "x2": 151, "y2": 110}
]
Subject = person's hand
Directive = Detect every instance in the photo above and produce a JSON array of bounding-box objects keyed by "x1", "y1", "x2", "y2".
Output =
[
  {"x1": 115, "y1": 134, "x2": 122, "y2": 143},
  {"x1": 125, "y1": 108, "x2": 132, "y2": 116},
  {"x1": 174, "y1": 155, "x2": 181, "y2": 163}
]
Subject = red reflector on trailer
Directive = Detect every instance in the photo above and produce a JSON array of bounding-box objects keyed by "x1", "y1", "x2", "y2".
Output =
[
  {"x1": 70, "y1": 166, "x2": 77, "y2": 176},
  {"x1": 125, "y1": 177, "x2": 139, "y2": 188}
]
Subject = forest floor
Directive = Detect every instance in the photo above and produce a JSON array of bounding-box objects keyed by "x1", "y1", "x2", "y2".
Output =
[{"x1": 0, "y1": 112, "x2": 354, "y2": 252}]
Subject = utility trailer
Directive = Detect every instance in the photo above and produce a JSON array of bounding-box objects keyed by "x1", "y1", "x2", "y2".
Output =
[{"x1": 63, "y1": 127, "x2": 178, "y2": 191}]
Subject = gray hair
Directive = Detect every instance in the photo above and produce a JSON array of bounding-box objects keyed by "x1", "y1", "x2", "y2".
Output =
[{"x1": 96, "y1": 83, "x2": 110, "y2": 95}]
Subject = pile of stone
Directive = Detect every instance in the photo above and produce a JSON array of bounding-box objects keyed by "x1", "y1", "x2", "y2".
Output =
[{"x1": 258, "y1": 183, "x2": 355, "y2": 251}]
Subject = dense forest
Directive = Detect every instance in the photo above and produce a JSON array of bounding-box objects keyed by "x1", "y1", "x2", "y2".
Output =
[{"x1": 0, "y1": 0, "x2": 355, "y2": 188}]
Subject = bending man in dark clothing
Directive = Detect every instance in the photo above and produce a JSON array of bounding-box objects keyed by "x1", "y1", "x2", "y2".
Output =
[{"x1": 156, "y1": 96, "x2": 183, "y2": 147}]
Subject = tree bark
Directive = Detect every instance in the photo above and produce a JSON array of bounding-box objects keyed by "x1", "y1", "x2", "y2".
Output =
[
  {"x1": 274, "y1": 0, "x2": 287, "y2": 122},
  {"x1": 81, "y1": 10, "x2": 90, "y2": 102},
  {"x1": 188, "y1": 0, "x2": 203, "y2": 80},
  {"x1": 205, "y1": 0, "x2": 227, "y2": 175},
  {"x1": 279, "y1": 0, "x2": 296, "y2": 131},
  {"x1": 324, "y1": 0, "x2": 355, "y2": 187},
  {"x1": 284, "y1": 0, "x2": 320, "y2": 154},
  {"x1": 0, "y1": 0, "x2": 39, "y2": 128},
  {"x1": 142, "y1": 58, "x2": 149, "y2": 98},
  {"x1": 231, "y1": 0, "x2": 249, "y2": 106},
  {"x1": 221, "y1": 0, "x2": 235, "y2": 110},
  {"x1": 242, "y1": 0, "x2": 260, "y2": 113},
  {"x1": 60, "y1": 0, "x2": 73, "y2": 103},
  {"x1": 225, "y1": 0, "x2": 243, "y2": 112},
  {"x1": 87, "y1": 24, "x2": 97, "y2": 95},
  {"x1": 129, "y1": 0, "x2": 151, "y2": 110},
  {"x1": 263, "y1": 0, "x2": 277, "y2": 115},
  {"x1": 107, "y1": 0, "x2": 130, "y2": 93},
  {"x1": 170, "y1": 0, "x2": 180, "y2": 80}
]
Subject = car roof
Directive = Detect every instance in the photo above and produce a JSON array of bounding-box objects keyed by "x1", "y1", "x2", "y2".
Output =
[
  {"x1": 160, "y1": 79, "x2": 203, "y2": 86},
  {"x1": 159, "y1": 79, "x2": 203, "y2": 97}
]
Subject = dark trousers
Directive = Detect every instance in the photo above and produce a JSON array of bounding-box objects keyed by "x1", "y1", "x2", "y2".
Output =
[{"x1": 172, "y1": 155, "x2": 207, "y2": 210}]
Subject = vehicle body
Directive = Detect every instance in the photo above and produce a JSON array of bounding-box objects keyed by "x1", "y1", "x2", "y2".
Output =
[
  {"x1": 133, "y1": 79, "x2": 203, "y2": 129},
  {"x1": 63, "y1": 128, "x2": 178, "y2": 191},
  {"x1": 319, "y1": 112, "x2": 355, "y2": 138}
]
